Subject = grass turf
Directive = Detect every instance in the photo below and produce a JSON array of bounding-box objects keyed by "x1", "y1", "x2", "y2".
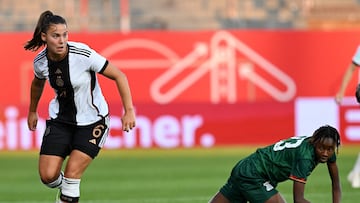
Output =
[{"x1": 0, "y1": 145, "x2": 359, "y2": 202}]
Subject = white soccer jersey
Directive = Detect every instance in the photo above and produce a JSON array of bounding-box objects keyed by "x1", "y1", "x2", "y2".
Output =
[{"x1": 33, "y1": 41, "x2": 109, "y2": 125}]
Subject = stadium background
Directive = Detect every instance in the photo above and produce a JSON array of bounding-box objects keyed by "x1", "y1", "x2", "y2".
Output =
[
  {"x1": 2, "y1": 0, "x2": 360, "y2": 149},
  {"x1": 1, "y1": 1, "x2": 360, "y2": 203}
]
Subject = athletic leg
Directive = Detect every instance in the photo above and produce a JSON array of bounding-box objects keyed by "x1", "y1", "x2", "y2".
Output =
[
  {"x1": 60, "y1": 150, "x2": 93, "y2": 203},
  {"x1": 38, "y1": 154, "x2": 64, "y2": 188},
  {"x1": 264, "y1": 193, "x2": 287, "y2": 203},
  {"x1": 38, "y1": 120, "x2": 72, "y2": 189},
  {"x1": 59, "y1": 117, "x2": 109, "y2": 202},
  {"x1": 64, "y1": 150, "x2": 93, "y2": 178},
  {"x1": 208, "y1": 192, "x2": 231, "y2": 203}
]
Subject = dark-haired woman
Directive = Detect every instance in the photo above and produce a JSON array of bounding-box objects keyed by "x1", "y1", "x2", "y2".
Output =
[
  {"x1": 335, "y1": 45, "x2": 360, "y2": 189},
  {"x1": 24, "y1": 10, "x2": 136, "y2": 203},
  {"x1": 335, "y1": 45, "x2": 360, "y2": 104},
  {"x1": 209, "y1": 125, "x2": 341, "y2": 203}
]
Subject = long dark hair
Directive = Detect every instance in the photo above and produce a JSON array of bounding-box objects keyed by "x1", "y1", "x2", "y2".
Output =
[
  {"x1": 309, "y1": 125, "x2": 341, "y2": 153},
  {"x1": 24, "y1": 10, "x2": 67, "y2": 51}
]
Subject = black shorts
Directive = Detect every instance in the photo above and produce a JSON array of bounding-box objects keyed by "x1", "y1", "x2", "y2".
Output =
[{"x1": 40, "y1": 117, "x2": 109, "y2": 159}]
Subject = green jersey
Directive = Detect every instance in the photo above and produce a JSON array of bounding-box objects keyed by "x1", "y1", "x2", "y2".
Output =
[
  {"x1": 219, "y1": 135, "x2": 338, "y2": 202},
  {"x1": 252, "y1": 136, "x2": 336, "y2": 185}
]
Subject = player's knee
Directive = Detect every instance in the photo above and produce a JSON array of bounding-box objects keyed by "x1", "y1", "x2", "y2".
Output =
[
  {"x1": 267, "y1": 193, "x2": 287, "y2": 203},
  {"x1": 40, "y1": 174, "x2": 57, "y2": 184},
  {"x1": 41, "y1": 171, "x2": 64, "y2": 189}
]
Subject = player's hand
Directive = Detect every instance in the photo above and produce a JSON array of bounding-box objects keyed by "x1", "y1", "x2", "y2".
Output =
[
  {"x1": 335, "y1": 94, "x2": 342, "y2": 105},
  {"x1": 121, "y1": 109, "x2": 136, "y2": 132},
  {"x1": 27, "y1": 112, "x2": 38, "y2": 131}
]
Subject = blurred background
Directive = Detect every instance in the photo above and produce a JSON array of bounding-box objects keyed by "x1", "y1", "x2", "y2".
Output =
[
  {"x1": 2, "y1": 0, "x2": 360, "y2": 32},
  {"x1": 1, "y1": 1, "x2": 360, "y2": 202},
  {"x1": 1, "y1": 0, "x2": 360, "y2": 150}
]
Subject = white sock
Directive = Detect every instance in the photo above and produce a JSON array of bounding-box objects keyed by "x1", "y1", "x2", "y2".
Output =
[
  {"x1": 60, "y1": 177, "x2": 81, "y2": 202},
  {"x1": 45, "y1": 171, "x2": 63, "y2": 189}
]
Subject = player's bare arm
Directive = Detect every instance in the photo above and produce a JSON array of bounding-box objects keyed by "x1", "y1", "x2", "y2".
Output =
[
  {"x1": 102, "y1": 62, "x2": 136, "y2": 132},
  {"x1": 327, "y1": 162, "x2": 341, "y2": 203},
  {"x1": 335, "y1": 63, "x2": 358, "y2": 104},
  {"x1": 293, "y1": 181, "x2": 310, "y2": 203},
  {"x1": 27, "y1": 77, "x2": 45, "y2": 130}
]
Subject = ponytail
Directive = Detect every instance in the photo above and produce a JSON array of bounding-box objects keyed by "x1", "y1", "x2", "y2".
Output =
[{"x1": 24, "y1": 10, "x2": 67, "y2": 51}]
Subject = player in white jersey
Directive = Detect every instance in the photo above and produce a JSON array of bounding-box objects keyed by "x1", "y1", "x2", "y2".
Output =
[
  {"x1": 24, "y1": 10, "x2": 136, "y2": 202},
  {"x1": 335, "y1": 45, "x2": 360, "y2": 188},
  {"x1": 336, "y1": 45, "x2": 360, "y2": 104}
]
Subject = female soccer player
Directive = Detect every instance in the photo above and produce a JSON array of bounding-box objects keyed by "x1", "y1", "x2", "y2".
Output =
[
  {"x1": 335, "y1": 45, "x2": 360, "y2": 188},
  {"x1": 208, "y1": 125, "x2": 342, "y2": 203},
  {"x1": 24, "y1": 10, "x2": 136, "y2": 203},
  {"x1": 335, "y1": 45, "x2": 360, "y2": 104}
]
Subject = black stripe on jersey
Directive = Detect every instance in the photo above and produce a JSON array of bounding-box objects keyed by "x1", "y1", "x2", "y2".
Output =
[
  {"x1": 69, "y1": 45, "x2": 91, "y2": 54},
  {"x1": 90, "y1": 70, "x2": 96, "y2": 91},
  {"x1": 99, "y1": 60, "x2": 109, "y2": 74},
  {"x1": 69, "y1": 46, "x2": 91, "y2": 57},
  {"x1": 34, "y1": 50, "x2": 46, "y2": 64},
  {"x1": 48, "y1": 54, "x2": 77, "y2": 124},
  {"x1": 90, "y1": 70, "x2": 101, "y2": 114}
]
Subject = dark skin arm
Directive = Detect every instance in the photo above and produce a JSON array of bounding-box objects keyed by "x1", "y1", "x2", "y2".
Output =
[
  {"x1": 293, "y1": 181, "x2": 310, "y2": 203},
  {"x1": 327, "y1": 161, "x2": 342, "y2": 203},
  {"x1": 27, "y1": 77, "x2": 46, "y2": 131},
  {"x1": 292, "y1": 161, "x2": 341, "y2": 203}
]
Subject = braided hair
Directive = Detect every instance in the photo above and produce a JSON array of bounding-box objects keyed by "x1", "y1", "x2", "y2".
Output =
[
  {"x1": 309, "y1": 125, "x2": 341, "y2": 153},
  {"x1": 24, "y1": 10, "x2": 67, "y2": 51}
]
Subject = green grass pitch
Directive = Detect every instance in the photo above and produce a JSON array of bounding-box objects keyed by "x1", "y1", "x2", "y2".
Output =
[{"x1": 0, "y1": 145, "x2": 359, "y2": 203}]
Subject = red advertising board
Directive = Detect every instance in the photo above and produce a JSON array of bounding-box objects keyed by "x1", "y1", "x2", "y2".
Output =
[{"x1": 1, "y1": 30, "x2": 360, "y2": 150}]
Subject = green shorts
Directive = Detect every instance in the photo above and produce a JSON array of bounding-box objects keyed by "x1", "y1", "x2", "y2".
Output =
[{"x1": 219, "y1": 154, "x2": 278, "y2": 203}]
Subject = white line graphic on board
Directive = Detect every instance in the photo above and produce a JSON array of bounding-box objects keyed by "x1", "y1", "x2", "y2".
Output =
[{"x1": 101, "y1": 31, "x2": 296, "y2": 104}]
